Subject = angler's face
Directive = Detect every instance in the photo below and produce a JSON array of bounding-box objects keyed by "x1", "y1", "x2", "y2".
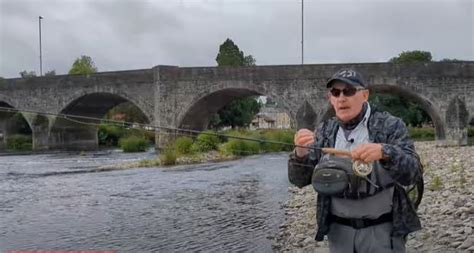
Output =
[{"x1": 328, "y1": 82, "x2": 369, "y2": 122}]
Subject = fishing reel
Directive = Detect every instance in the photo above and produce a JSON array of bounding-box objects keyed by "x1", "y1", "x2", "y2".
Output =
[{"x1": 352, "y1": 160, "x2": 373, "y2": 177}]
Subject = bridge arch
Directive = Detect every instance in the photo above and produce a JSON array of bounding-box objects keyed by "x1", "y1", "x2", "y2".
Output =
[
  {"x1": 178, "y1": 87, "x2": 294, "y2": 131},
  {"x1": 0, "y1": 94, "x2": 20, "y2": 110},
  {"x1": 0, "y1": 100, "x2": 33, "y2": 151},
  {"x1": 56, "y1": 90, "x2": 153, "y2": 122},
  {"x1": 370, "y1": 84, "x2": 445, "y2": 140},
  {"x1": 49, "y1": 92, "x2": 152, "y2": 150}
]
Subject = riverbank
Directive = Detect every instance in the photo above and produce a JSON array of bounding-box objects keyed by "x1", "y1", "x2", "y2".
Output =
[
  {"x1": 272, "y1": 142, "x2": 474, "y2": 253},
  {"x1": 97, "y1": 150, "x2": 238, "y2": 170}
]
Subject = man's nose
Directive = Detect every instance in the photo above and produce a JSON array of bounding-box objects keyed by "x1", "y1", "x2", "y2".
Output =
[{"x1": 336, "y1": 94, "x2": 347, "y2": 102}]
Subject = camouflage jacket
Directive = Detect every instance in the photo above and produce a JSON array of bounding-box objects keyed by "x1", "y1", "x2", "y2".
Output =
[{"x1": 288, "y1": 107, "x2": 422, "y2": 241}]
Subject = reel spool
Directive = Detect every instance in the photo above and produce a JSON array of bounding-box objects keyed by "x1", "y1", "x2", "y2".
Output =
[{"x1": 352, "y1": 160, "x2": 373, "y2": 177}]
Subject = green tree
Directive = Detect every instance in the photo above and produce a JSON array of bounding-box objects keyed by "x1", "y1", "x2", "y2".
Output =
[
  {"x1": 213, "y1": 97, "x2": 261, "y2": 129},
  {"x1": 216, "y1": 39, "x2": 246, "y2": 67},
  {"x1": 244, "y1": 55, "x2": 256, "y2": 66},
  {"x1": 45, "y1": 70, "x2": 56, "y2": 76},
  {"x1": 69, "y1": 55, "x2": 98, "y2": 75},
  {"x1": 210, "y1": 38, "x2": 261, "y2": 129},
  {"x1": 389, "y1": 50, "x2": 432, "y2": 63},
  {"x1": 19, "y1": 70, "x2": 36, "y2": 78}
]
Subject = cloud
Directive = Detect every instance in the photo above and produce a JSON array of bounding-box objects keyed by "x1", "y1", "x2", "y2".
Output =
[{"x1": 0, "y1": 0, "x2": 472, "y2": 78}]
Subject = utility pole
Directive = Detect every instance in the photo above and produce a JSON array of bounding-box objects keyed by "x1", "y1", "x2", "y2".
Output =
[
  {"x1": 301, "y1": 0, "x2": 304, "y2": 65},
  {"x1": 39, "y1": 16, "x2": 43, "y2": 76}
]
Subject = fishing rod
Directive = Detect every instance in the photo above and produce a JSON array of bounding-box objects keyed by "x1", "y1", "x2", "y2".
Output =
[{"x1": 0, "y1": 106, "x2": 352, "y2": 157}]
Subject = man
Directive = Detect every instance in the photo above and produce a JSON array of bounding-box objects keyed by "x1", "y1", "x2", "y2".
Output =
[{"x1": 288, "y1": 69, "x2": 422, "y2": 253}]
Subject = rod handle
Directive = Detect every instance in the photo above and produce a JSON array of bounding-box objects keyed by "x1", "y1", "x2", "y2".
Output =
[{"x1": 321, "y1": 148, "x2": 352, "y2": 158}]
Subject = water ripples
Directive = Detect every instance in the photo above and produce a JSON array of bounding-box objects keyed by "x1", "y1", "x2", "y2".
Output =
[{"x1": 0, "y1": 152, "x2": 289, "y2": 252}]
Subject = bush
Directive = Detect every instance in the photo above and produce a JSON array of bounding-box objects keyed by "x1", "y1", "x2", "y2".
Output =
[
  {"x1": 409, "y1": 127, "x2": 435, "y2": 140},
  {"x1": 98, "y1": 124, "x2": 155, "y2": 146},
  {"x1": 468, "y1": 127, "x2": 474, "y2": 137},
  {"x1": 159, "y1": 146, "x2": 177, "y2": 166},
  {"x1": 119, "y1": 135, "x2": 149, "y2": 152},
  {"x1": 220, "y1": 138, "x2": 260, "y2": 156},
  {"x1": 174, "y1": 136, "x2": 194, "y2": 155},
  {"x1": 98, "y1": 124, "x2": 126, "y2": 146},
  {"x1": 261, "y1": 129, "x2": 295, "y2": 152},
  {"x1": 6, "y1": 134, "x2": 32, "y2": 151},
  {"x1": 125, "y1": 128, "x2": 155, "y2": 144},
  {"x1": 192, "y1": 131, "x2": 221, "y2": 152}
]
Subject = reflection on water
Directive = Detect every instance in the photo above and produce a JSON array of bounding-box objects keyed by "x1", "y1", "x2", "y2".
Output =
[{"x1": 0, "y1": 150, "x2": 289, "y2": 252}]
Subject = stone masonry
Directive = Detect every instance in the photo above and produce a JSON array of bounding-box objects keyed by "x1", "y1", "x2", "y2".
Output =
[{"x1": 0, "y1": 62, "x2": 472, "y2": 150}]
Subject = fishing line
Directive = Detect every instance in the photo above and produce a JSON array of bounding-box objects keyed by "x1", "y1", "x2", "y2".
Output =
[
  {"x1": 0, "y1": 106, "x2": 352, "y2": 157},
  {"x1": 0, "y1": 106, "x2": 354, "y2": 171}
]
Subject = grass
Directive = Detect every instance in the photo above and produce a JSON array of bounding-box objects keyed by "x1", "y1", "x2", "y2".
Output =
[
  {"x1": 174, "y1": 136, "x2": 194, "y2": 155},
  {"x1": 409, "y1": 127, "x2": 435, "y2": 141},
  {"x1": 139, "y1": 158, "x2": 161, "y2": 167},
  {"x1": 192, "y1": 131, "x2": 221, "y2": 152},
  {"x1": 159, "y1": 144, "x2": 177, "y2": 165},
  {"x1": 429, "y1": 175, "x2": 443, "y2": 191},
  {"x1": 6, "y1": 134, "x2": 32, "y2": 151},
  {"x1": 119, "y1": 135, "x2": 149, "y2": 152}
]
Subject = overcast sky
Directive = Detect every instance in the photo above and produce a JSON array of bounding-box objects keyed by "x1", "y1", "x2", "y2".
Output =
[{"x1": 0, "y1": 0, "x2": 472, "y2": 78}]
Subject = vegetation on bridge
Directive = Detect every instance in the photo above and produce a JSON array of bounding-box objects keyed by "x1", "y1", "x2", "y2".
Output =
[{"x1": 69, "y1": 55, "x2": 98, "y2": 75}]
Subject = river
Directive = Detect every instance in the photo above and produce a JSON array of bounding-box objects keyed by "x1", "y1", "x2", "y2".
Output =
[{"x1": 0, "y1": 150, "x2": 290, "y2": 252}]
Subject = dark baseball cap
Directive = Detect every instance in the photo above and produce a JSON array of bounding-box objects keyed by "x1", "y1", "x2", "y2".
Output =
[{"x1": 326, "y1": 69, "x2": 367, "y2": 88}]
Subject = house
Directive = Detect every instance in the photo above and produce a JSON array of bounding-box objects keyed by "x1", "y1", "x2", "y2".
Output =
[{"x1": 250, "y1": 104, "x2": 292, "y2": 129}]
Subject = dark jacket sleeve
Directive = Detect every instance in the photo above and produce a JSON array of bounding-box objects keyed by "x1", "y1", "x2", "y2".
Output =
[
  {"x1": 288, "y1": 123, "x2": 324, "y2": 188},
  {"x1": 379, "y1": 116, "x2": 422, "y2": 186}
]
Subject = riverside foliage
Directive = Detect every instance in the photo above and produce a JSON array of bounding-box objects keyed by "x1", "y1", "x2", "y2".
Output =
[{"x1": 156, "y1": 129, "x2": 296, "y2": 166}]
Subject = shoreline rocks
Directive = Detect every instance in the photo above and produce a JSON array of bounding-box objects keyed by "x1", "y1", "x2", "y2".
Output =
[{"x1": 272, "y1": 142, "x2": 473, "y2": 253}]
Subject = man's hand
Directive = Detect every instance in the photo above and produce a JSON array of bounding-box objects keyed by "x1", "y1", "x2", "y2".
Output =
[
  {"x1": 351, "y1": 143, "x2": 386, "y2": 163},
  {"x1": 294, "y1": 129, "x2": 315, "y2": 158}
]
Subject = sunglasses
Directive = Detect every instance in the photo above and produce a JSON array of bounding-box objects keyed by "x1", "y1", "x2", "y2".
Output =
[{"x1": 329, "y1": 87, "x2": 366, "y2": 97}]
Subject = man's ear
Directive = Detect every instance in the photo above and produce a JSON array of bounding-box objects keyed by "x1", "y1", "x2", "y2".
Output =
[{"x1": 363, "y1": 90, "x2": 370, "y2": 101}]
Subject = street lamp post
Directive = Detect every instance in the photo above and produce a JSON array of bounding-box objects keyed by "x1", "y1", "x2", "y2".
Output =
[
  {"x1": 39, "y1": 16, "x2": 43, "y2": 76},
  {"x1": 301, "y1": 0, "x2": 304, "y2": 65}
]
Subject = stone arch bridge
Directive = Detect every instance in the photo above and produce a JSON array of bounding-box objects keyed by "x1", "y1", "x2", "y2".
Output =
[{"x1": 0, "y1": 62, "x2": 472, "y2": 151}]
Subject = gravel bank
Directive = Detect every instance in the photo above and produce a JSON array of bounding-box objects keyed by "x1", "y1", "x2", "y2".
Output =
[{"x1": 272, "y1": 142, "x2": 473, "y2": 253}]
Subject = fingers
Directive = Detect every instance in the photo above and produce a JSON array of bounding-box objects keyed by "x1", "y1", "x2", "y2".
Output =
[
  {"x1": 294, "y1": 129, "x2": 315, "y2": 157},
  {"x1": 359, "y1": 151, "x2": 371, "y2": 163},
  {"x1": 351, "y1": 143, "x2": 382, "y2": 163},
  {"x1": 294, "y1": 129, "x2": 314, "y2": 145},
  {"x1": 351, "y1": 145, "x2": 364, "y2": 160},
  {"x1": 298, "y1": 128, "x2": 313, "y2": 135},
  {"x1": 296, "y1": 135, "x2": 314, "y2": 145}
]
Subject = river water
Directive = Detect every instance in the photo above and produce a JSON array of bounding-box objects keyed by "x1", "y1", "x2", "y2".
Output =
[{"x1": 0, "y1": 150, "x2": 290, "y2": 252}]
